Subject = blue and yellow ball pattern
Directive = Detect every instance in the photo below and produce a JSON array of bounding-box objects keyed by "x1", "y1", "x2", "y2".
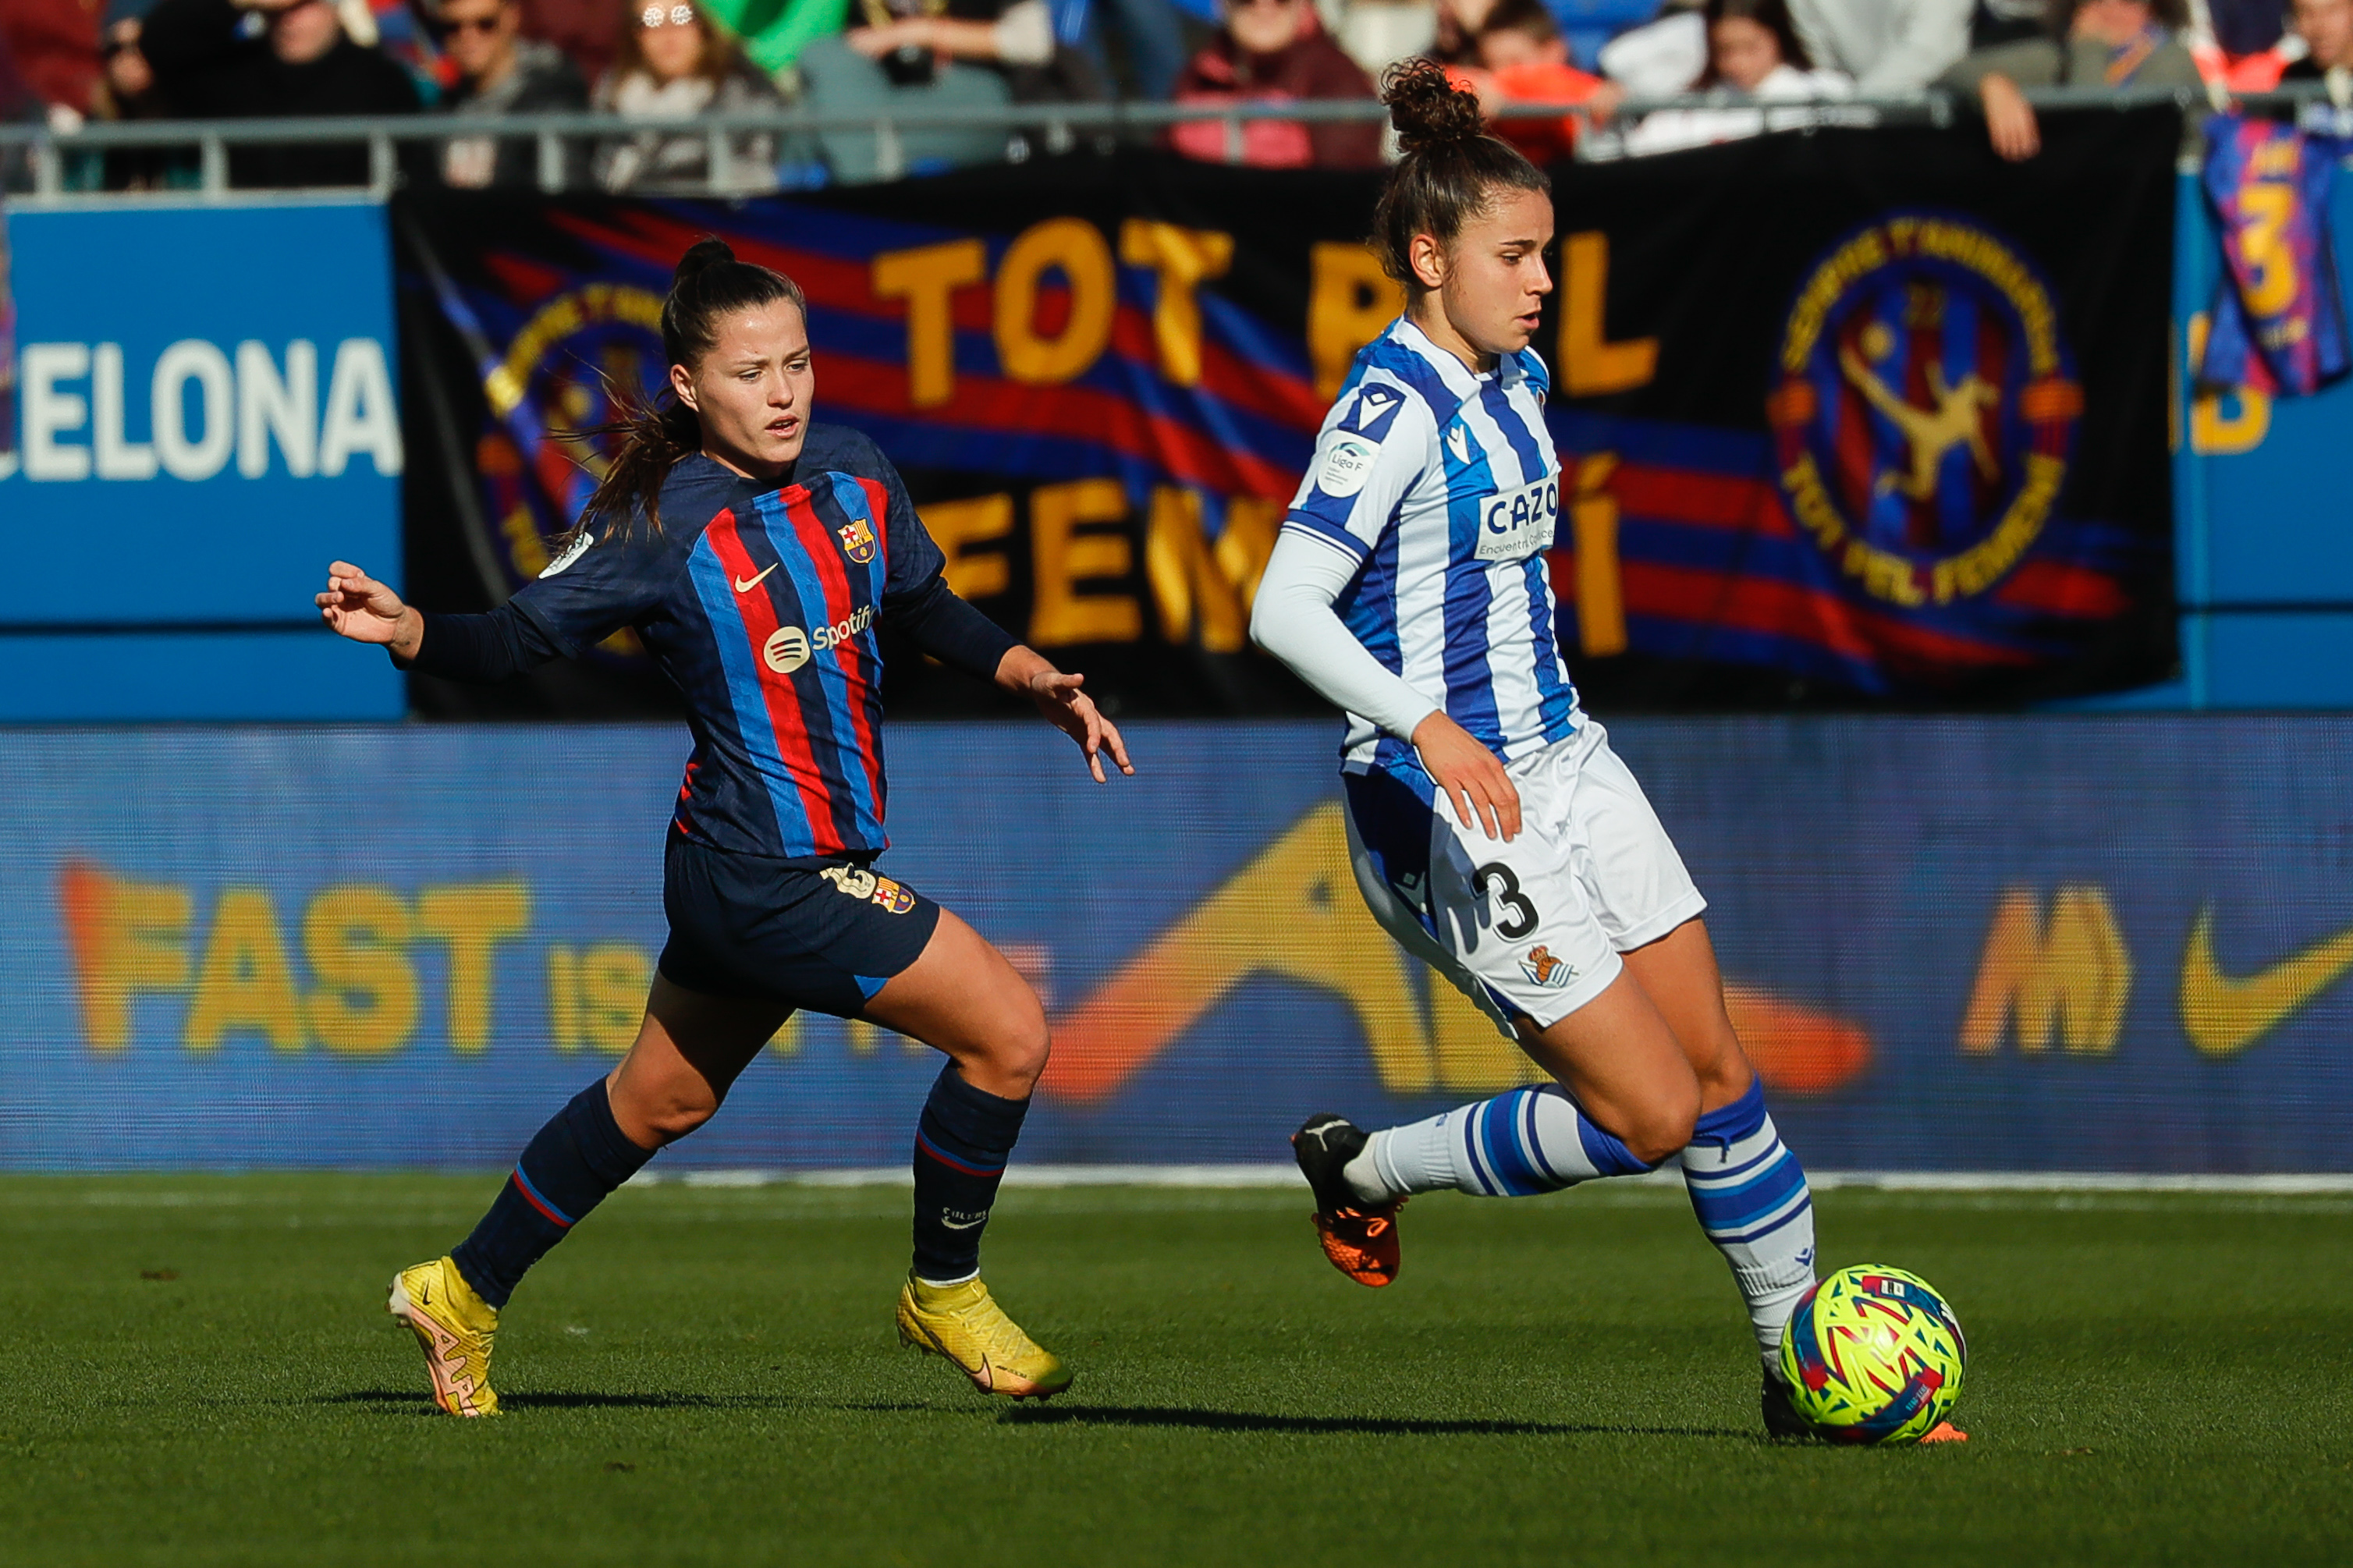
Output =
[{"x1": 1777, "y1": 1265, "x2": 1966, "y2": 1445}]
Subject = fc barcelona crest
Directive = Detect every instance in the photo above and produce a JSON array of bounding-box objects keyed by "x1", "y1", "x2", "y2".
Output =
[{"x1": 836, "y1": 516, "x2": 877, "y2": 565}]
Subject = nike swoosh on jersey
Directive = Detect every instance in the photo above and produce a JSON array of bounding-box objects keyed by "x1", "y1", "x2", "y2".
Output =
[
  {"x1": 733, "y1": 562, "x2": 779, "y2": 594},
  {"x1": 939, "y1": 1214, "x2": 989, "y2": 1230},
  {"x1": 2179, "y1": 905, "x2": 2353, "y2": 1057}
]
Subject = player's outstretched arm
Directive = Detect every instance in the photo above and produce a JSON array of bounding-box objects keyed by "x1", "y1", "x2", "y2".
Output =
[
  {"x1": 317, "y1": 561, "x2": 565, "y2": 683},
  {"x1": 994, "y1": 646, "x2": 1134, "y2": 784},
  {"x1": 318, "y1": 561, "x2": 424, "y2": 661}
]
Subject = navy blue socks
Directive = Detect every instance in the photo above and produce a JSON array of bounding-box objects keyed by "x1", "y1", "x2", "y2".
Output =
[
  {"x1": 910, "y1": 1065, "x2": 1030, "y2": 1284},
  {"x1": 451, "y1": 1079, "x2": 657, "y2": 1308},
  {"x1": 448, "y1": 1069, "x2": 1027, "y2": 1303}
]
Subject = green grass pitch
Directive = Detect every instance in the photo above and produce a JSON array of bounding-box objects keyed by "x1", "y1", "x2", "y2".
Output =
[{"x1": 2, "y1": 1175, "x2": 2347, "y2": 1566}]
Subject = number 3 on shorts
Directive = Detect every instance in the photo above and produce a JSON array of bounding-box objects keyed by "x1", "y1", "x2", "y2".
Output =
[{"x1": 1474, "y1": 862, "x2": 1538, "y2": 940}]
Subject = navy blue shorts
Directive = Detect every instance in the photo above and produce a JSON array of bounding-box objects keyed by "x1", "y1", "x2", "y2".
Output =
[{"x1": 657, "y1": 834, "x2": 942, "y2": 1017}]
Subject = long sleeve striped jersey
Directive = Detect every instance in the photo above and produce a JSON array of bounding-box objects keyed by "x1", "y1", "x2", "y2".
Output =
[
  {"x1": 418, "y1": 427, "x2": 1013, "y2": 862},
  {"x1": 1281, "y1": 316, "x2": 1583, "y2": 777}
]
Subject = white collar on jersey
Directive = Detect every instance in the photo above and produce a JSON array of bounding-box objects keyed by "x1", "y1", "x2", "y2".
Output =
[{"x1": 1389, "y1": 314, "x2": 1534, "y2": 392}]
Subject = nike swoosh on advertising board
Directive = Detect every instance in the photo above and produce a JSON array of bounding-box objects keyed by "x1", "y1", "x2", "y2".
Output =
[
  {"x1": 733, "y1": 562, "x2": 779, "y2": 593},
  {"x1": 2179, "y1": 906, "x2": 2353, "y2": 1057}
]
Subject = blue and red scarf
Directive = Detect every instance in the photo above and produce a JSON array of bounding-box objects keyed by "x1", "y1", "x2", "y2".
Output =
[{"x1": 2101, "y1": 24, "x2": 2167, "y2": 86}]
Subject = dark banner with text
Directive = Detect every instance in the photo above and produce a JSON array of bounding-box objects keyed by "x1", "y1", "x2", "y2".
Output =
[{"x1": 394, "y1": 114, "x2": 2177, "y2": 718}]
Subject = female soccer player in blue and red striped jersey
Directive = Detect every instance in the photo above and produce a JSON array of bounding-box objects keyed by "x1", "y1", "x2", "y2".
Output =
[{"x1": 318, "y1": 238, "x2": 1129, "y2": 1416}]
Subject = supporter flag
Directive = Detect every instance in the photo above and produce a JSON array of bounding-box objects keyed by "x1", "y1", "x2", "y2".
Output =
[
  {"x1": 1536, "y1": 107, "x2": 2181, "y2": 703},
  {"x1": 396, "y1": 109, "x2": 2179, "y2": 715},
  {"x1": 2199, "y1": 112, "x2": 2351, "y2": 398}
]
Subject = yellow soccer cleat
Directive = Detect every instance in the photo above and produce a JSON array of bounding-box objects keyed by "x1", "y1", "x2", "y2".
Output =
[
  {"x1": 388, "y1": 1256, "x2": 500, "y2": 1417},
  {"x1": 895, "y1": 1275, "x2": 1072, "y2": 1399}
]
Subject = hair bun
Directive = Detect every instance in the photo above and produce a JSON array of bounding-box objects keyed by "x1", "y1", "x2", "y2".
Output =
[
  {"x1": 674, "y1": 237, "x2": 737, "y2": 286},
  {"x1": 1382, "y1": 59, "x2": 1485, "y2": 155}
]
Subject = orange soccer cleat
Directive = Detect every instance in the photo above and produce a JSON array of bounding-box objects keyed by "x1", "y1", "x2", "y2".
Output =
[{"x1": 1292, "y1": 1114, "x2": 1406, "y2": 1287}]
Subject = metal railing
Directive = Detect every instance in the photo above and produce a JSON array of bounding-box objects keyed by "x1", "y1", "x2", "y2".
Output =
[{"x1": 0, "y1": 83, "x2": 2337, "y2": 200}]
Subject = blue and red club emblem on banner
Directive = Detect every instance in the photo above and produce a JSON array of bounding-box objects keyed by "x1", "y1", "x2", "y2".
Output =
[{"x1": 1769, "y1": 213, "x2": 2082, "y2": 609}]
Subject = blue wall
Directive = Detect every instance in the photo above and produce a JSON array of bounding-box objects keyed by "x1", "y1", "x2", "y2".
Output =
[
  {"x1": 0, "y1": 199, "x2": 404, "y2": 720},
  {"x1": 6, "y1": 718, "x2": 2348, "y2": 1172}
]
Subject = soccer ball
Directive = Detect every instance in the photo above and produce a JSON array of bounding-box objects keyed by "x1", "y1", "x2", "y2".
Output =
[{"x1": 1777, "y1": 1265, "x2": 1966, "y2": 1445}]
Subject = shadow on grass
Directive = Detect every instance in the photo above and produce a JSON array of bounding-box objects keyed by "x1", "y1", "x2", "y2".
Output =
[
  {"x1": 314, "y1": 1389, "x2": 940, "y2": 1414},
  {"x1": 999, "y1": 1403, "x2": 1750, "y2": 1440},
  {"x1": 314, "y1": 1390, "x2": 1743, "y2": 1438},
  {"x1": 312, "y1": 1389, "x2": 439, "y2": 1414}
]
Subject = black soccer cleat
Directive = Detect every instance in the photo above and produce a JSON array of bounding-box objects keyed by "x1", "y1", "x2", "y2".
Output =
[
  {"x1": 1761, "y1": 1372, "x2": 1819, "y2": 1440},
  {"x1": 1291, "y1": 1114, "x2": 1404, "y2": 1287},
  {"x1": 1292, "y1": 1113, "x2": 1372, "y2": 1215}
]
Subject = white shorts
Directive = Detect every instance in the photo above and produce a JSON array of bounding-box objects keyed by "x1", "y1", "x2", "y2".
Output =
[{"x1": 1342, "y1": 722, "x2": 1706, "y2": 1034}]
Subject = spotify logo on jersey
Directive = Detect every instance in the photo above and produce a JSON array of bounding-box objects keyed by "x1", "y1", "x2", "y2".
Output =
[
  {"x1": 763, "y1": 626, "x2": 812, "y2": 673},
  {"x1": 761, "y1": 605, "x2": 875, "y2": 675}
]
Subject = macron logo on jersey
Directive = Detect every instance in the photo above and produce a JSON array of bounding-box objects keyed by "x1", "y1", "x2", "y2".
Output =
[{"x1": 1340, "y1": 383, "x2": 1407, "y2": 442}]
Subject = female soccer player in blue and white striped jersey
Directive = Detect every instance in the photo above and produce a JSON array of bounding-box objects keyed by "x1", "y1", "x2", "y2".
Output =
[{"x1": 1251, "y1": 62, "x2": 1822, "y2": 1436}]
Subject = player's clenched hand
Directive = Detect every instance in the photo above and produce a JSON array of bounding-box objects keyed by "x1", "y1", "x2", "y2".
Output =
[
  {"x1": 1411, "y1": 710, "x2": 1520, "y2": 841},
  {"x1": 317, "y1": 561, "x2": 424, "y2": 659}
]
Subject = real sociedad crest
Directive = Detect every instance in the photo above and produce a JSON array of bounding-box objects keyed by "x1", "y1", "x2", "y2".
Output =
[{"x1": 1769, "y1": 214, "x2": 2081, "y2": 607}]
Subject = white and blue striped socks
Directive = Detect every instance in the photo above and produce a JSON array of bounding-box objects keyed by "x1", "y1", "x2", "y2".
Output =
[
  {"x1": 1342, "y1": 1084, "x2": 1658, "y2": 1203},
  {"x1": 1340, "y1": 1077, "x2": 1819, "y2": 1372},
  {"x1": 1681, "y1": 1080, "x2": 1817, "y2": 1369}
]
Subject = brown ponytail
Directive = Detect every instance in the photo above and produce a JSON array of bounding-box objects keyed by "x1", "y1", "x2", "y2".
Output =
[
  {"x1": 567, "y1": 236, "x2": 807, "y2": 541},
  {"x1": 1372, "y1": 59, "x2": 1550, "y2": 295}
]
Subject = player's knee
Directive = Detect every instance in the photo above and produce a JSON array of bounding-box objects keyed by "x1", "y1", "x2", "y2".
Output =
[
  {"x1": 628, "y1": 1083, "x2": 722, "y2": 1144},
  {"x1": 992, "y1": 1009, "x2": 1050, "y2": 1094},
  {"x1": 1624, "y1": 1090, "x2": 1700, "y2": 1167},
  {"x1": 1690, "y1": 1022, "x2": 1754, "y2": 1103},
  {"x1": 646, "y1": 1104, "x2": 715, "y2": 1143},
  {"x1": 942, "y1": 996, "x2": 1049, "y2": 1097}
]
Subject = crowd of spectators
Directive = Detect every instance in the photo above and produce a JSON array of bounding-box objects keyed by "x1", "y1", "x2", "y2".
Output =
[{"x1": 0, "y1": 0, "x2": 2339, "y2": 190}]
